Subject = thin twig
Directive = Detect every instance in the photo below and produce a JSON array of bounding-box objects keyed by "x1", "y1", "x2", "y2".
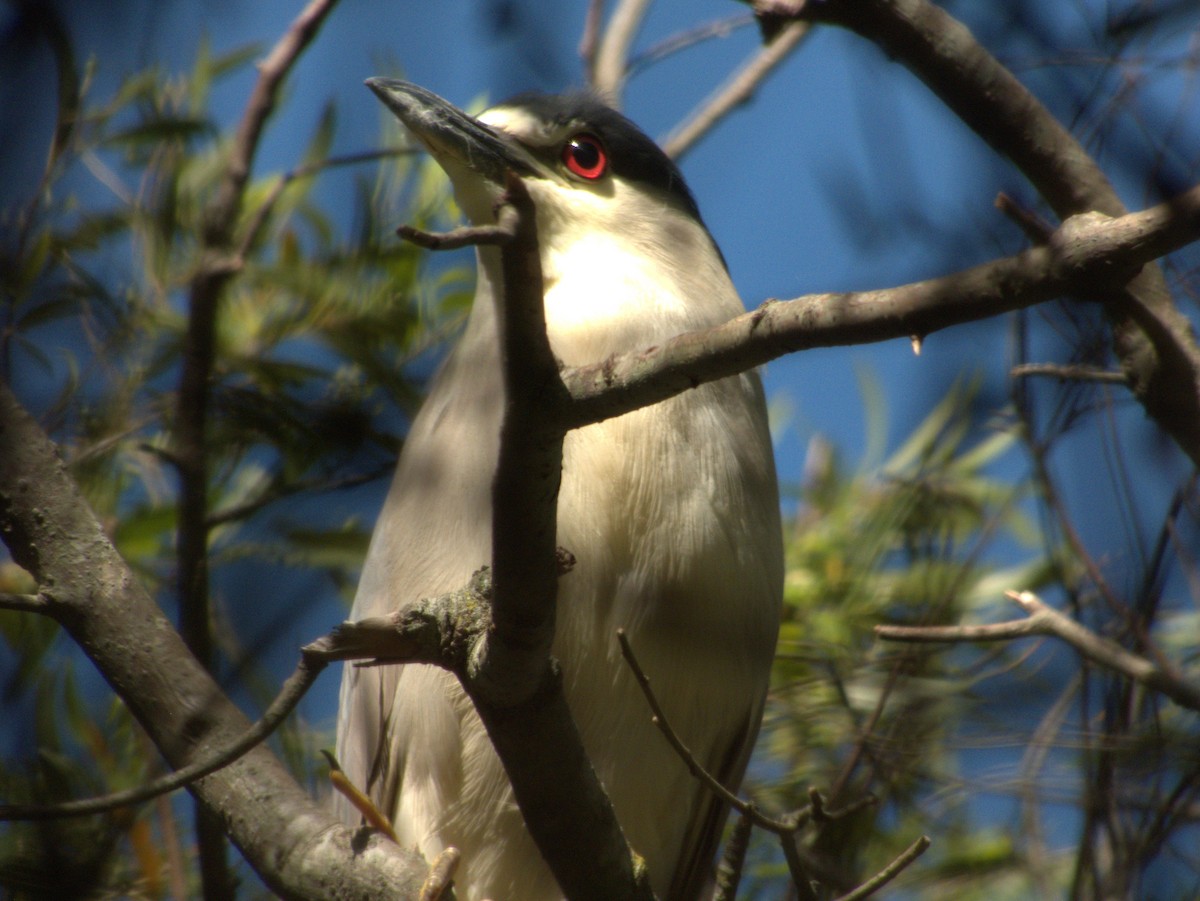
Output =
[
  {"x1": 0, "y1": 592, "x2": 48, "y2": 613},
  {"x1": 591, "y1": 0, "x2": 655, "y2": 104},
  {"x1": 205, "y1": 465, "x2": 393, "y2": 529},
  {"x1": 995, "y1": 191, "x2": 1055, "y2": 243},
  {"x1": 876, "y1": 590, "x2": 1200, "y2": 712},
  {"x1": 713, "y1": 808, "x2": 754, "y2": 901},
  {"x1": 661, "y1": 19, "x2": 810, "y2": 160},
  {"x1": 833, "y1": 835, "x2": 931, "y2": 901},
  {"x1": 781, "y1": 832, "x2": 819, "y2": 901},
  {"x1": 396, "y1": 218, "x2": 517, "y2": 251},
  {"x1": 627, "y1": 13, "x2": 756, "y2": 77},
  {"x1": 579, "y1": 0, "x2": 607, "y2": 83},
  {"x1": 1010, "y1": 363, "x2": 1127, "y2": 383},
  {"x1": 0, "y1": 654, "x2": 327, "y2": 821},
  {"x1": 617, "y1": 629, "x2": 799, "y2": 833}
]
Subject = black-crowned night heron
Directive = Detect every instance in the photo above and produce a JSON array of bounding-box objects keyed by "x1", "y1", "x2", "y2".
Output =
[{"x1": 336, "y1": 79, "x2": 782, "y2": 900}]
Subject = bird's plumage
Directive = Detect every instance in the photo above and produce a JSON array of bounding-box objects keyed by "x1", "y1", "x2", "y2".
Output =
[{"x1": 336, "y1": 81, "x2": 782, "y2": 900}]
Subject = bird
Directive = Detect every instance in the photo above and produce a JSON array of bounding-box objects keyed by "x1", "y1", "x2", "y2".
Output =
[{"x1": 335, "y1": 79, "x2": 783, "y2": 901}]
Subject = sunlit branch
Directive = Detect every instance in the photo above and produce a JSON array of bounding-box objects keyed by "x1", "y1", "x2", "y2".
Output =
[{"x1": 876, "y1": 590, "x2": 1200, "y2": 712}]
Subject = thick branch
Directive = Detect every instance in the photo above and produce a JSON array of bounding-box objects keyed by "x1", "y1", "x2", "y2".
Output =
[
  {"x1": 0, "y1": 383, "x2": 427, "y2": 899},
  {"x1": 476, "y1": 180, "x2": 650, "y2": 901},
  {"x1": 796, "y1": 0, "x2": 1200, "y2": 467},
  {"x1": 562, "y1": 188, "x2": 1200, "y2": 429},
  {"x1": 374, "y1": 184, "x2": 650, "y2": 900}
]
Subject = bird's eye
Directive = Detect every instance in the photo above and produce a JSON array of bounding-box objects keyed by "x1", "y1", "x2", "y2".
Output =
[{"x1": 562, "y1": 134, "x2": 607, "y2": 180}]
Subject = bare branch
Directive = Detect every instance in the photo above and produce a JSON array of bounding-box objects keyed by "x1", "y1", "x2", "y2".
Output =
[
  {"x1": 0, "y1": 654, "x2": 327, "y2": 821},
  {"x1": 205, "y1": 464, "x2": 393, "y2": 529},
  {"x1": 1010, "y1": 363, "x2": 1127, "y2": 383},
  {"x1": 713, "y1": 809, "x2": 754, "y2": 901},
  {"x1": 591, "y1": 0, "x2": 654, "y2": 104},
  {"x1": 175, "y1": 7, "x2": 342, "y2": 888},
  {"x1": 876, "y1": 590, "x2": 1200, "y2": 712},
  {"x1": 629, "y1": 13, "x2": 755, "y2": 77},
  {"x1": 833, "y1": 835, "x2": 931, "y2": 901},
  {"x1": 0, "y1": 382, "x2": 429, "y2": 898},
  {"x1": 796, "y1": 0, "x2": 1200, "y2": 467},
  {"x1": 207, "y1": 0, "x2": 341, "y2": 239},
  {"x1": 396, "y1": 216, "x2": 517, "y2": 251},
  {"x1": 661, "y1": 19, "x2": 810, "y2": 160},
  {"x1": 561, "y1": 187, "x2": 1200, "y2": 431},
  {"x1": 618, "y1": 629, "x2": 800, "y2": 834},
  {"x1": 579, "y1": 0, "x2": 607, "y2": 82},
  {"x1": 781, "y1": 833, "x2": 819, "y2": 901},
  {"x1": 0, "y1": 591, "x2": 48, "y2": 613}
]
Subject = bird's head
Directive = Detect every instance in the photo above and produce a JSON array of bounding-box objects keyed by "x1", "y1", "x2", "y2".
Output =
[
  {"x1": 366, "y1": 79, "x2": 739, "y2": 356},
  {"x1": 365, "y1": 79, "x2": 723, "y2": 275}
]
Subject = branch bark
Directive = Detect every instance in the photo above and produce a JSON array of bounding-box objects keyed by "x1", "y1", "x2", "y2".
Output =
[
  {"x1": 561, "y1": 187, "x2": 1200, "y2": 430},
  {"x1": 0, "y1": 383, "x2": 428, "y2": 901},
  {"x1": 876, "y1": 590, "x2": 1200, "y2": 713},
  {"x1": 661, "y1": 19, "x2": 810, "y2": 160},
  {"x1": 470, "y1": 181, "x2": 653, "y2": 901},
  {"x1": 791, "y1": 0, "x2": 1200, "y2": 467}
]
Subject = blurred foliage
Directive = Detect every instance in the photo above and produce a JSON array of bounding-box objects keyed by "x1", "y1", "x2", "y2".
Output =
[
  {"x1": 746, "y1": 377, "x2": 1062, "y2": 899},
  {"x1": 0, "y1": 39, "x2": 470, "y2": 900},
  {"x1": 740, "y1": 361, "x2": 1200, "y2": 899}
]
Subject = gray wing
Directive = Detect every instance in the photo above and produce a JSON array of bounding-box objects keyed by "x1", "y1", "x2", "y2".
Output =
[{"x1": 334, "y1": 327, "x2": 503, "y2": 834}]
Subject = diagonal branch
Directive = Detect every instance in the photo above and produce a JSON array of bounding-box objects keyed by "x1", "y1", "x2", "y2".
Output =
[
  {"x1": 0, "y1": 382, "x2": 428, "y2": 900},
  {"x1": 561, "y1": 186, "x2": 1200, "y2": 430},
  {"x1": 661, "y1": 19, "x2": 810, "y2": 160},
  {"x1": 789, "y1": 0, "x2": 1200, "y2": 467},
  {"x1": 876, "y1": 590, "x2": 1200, "y2": 712},
  {"x1": 591, "y1": 0, "x2": 655, "y2": 104},
  {"x1": 0, "y1": 654, "x2": 327, "y2": 821}
]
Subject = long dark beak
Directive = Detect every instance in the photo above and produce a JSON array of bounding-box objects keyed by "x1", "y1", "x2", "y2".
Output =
[{"x1": 365, "y1": 78, "x2": 540, "y2": 184}]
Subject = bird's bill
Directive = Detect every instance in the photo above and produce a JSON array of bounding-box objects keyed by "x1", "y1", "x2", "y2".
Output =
[{"x1": 365, "y1": 78, "x2": 542, "y2": 186}]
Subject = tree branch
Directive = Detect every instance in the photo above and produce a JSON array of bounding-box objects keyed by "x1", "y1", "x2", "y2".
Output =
[
  {"x1": 591, "y1": 0, "x2": 654, "y2": 104},
  {"x1": 792, "y1": 0, "x2": 1200, "y2": 467},
  {"x1": 471, "y1": 178, "x2": 652, "y2": 901},
  {"x1": 876, "y1": 590, "x2": 1200, "y2": 713},
  {"x1": 0, "y1": 382, "x2": 429, "y2": 900},
  {"x1": 330, "y1": 183, "x2": 651, "y2": 900},
  {"x1": 0, "y1": 653, "x2": 327, "y2": 821},
  {"x1": 833, "y1": 835, "x2": 931, "y2": 901},
  {"x1": 561, "y1": 187, "x2": 1200, "y2": 430},
  {"x1": 661, "y1": 19, "x2": 810, "y2": 160},
  {"x1": 0, "y1": 591, "x2": 48, "y2": 613},
  {"x1": 1010, "y1": 363, "x2": 1127, "y2": 383}
]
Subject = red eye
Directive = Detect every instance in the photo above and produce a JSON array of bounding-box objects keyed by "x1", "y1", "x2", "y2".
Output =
[{"x1": 562, "y1": 134, "x2": 607, "y2": 180}]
